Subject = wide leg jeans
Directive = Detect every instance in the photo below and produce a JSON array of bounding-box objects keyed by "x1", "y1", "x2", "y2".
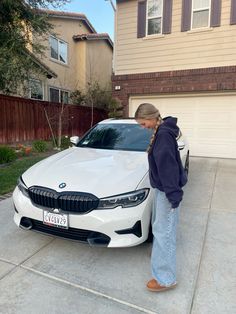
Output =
[{"x1": 151, "y1": 188, "x2": 180, "y2": 286}]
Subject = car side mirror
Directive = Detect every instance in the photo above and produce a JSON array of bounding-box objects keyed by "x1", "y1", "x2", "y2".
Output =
[
  {"x1": 178, "y1": 141, "x2": 185, "y2": 151},
  {"x1": 70, "y1": 136, "x2": 80, "y2": 146}
]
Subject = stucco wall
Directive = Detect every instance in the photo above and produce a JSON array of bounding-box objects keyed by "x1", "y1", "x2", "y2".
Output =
[
  {"x1": 86, "y1": 40, "x2": 113, "y2": 89},
  {"x1": 41, "y1": 17, "x2": 90, "y2": 93},
  {"x1": 38, "y1": 17, "x2": 113, "y2": 98}
]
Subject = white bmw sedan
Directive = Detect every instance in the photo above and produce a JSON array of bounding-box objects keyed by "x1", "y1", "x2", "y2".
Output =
[{"x1": 13, "y1": 119, "x2": 189, "y2": 247}]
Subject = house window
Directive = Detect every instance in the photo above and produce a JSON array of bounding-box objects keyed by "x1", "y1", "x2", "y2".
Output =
[
  {"x1": 192, "y1": 0, "x2": 211, "y2": 29},
  {"x1": 29, "y1": 79, "x2": 44, "y2": 100},
  {"x1": 49, "y1": 36, "x2": 68, "y2": 64},
  {"x1": 49, "y1": 87, "x2": 69, "y2": 104},
  {"x1": 147, "y1": 0, "x2": 163, "y2": 35}
]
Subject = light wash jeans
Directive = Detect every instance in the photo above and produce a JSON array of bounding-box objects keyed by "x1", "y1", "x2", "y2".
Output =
[{"x1": 151, "y1": 188, "x2": 180, "y2": 286}]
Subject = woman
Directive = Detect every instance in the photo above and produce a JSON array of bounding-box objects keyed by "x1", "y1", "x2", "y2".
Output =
[{"x1": 135, "y1": 103, "x2": 187, "y2": 292}]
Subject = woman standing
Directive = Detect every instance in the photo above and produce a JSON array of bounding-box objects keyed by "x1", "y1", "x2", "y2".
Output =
[{"x1": 135, "y1": 103, "x2": 187, "y2": 292}]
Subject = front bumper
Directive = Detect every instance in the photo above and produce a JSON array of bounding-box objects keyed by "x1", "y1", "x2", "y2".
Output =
[{"x1": 13, "y1": 187, "x2": 153, "y2": 248}]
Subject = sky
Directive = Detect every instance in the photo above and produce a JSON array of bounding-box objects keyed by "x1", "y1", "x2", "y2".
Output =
[{"x1": 59, "y1": 0, "x2": 115, "y2": 40}]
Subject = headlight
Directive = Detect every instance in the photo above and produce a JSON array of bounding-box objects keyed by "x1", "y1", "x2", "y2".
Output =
[
  {"x1": 97, "y1": 188, "x2": 149, "y2": 209},
  {"x1": 17, "y1": 176, "x2": 29, "y2": 198}
]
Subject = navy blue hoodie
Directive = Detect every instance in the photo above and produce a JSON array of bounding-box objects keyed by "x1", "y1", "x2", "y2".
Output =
[{"x1": 148, "y1": 117, "x2": 186, "y2": 208}]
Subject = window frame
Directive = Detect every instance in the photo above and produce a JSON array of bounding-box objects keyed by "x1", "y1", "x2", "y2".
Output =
[
  {"x1": 29, "y1": 78, "x2": 44, "y2": 101},
  {"x1": 146, "y1": 0, "x2": 164, "y2": 36},
  {"x1": 49, "y1": 87, "x2": 69, "y2": 104},
  {"x1": 49, "y1": 35, "x2": 68, "y2": 65},
  {"x1": 191, "y1": 0, "x2": 211, "y2": 30}
]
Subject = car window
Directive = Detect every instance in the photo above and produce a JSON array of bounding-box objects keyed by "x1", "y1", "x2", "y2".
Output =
[{"x1": 77, "y1": 123, "x2": 153, "y2": 152}]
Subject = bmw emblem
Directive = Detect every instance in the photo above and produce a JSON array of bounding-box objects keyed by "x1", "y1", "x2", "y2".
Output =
[{"x1": 59, "y1": 182, "x2": 66, "y2": 189}]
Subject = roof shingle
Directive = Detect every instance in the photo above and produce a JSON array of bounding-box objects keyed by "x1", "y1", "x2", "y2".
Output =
[{"x1": 73, "y1": 33, "x2": 113, "y2": 49}]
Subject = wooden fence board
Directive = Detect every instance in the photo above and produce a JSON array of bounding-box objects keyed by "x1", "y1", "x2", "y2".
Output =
[{"x1": 0, "y1": 94, "x2": 107, "y2": 144}]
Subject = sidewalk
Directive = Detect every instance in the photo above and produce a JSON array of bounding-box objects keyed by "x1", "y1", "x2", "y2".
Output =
[{"x1": 0, "y1": 157, "x2": 235, "y2": 314}]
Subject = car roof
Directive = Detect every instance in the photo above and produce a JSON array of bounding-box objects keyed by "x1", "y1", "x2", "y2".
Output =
[{"x1": 98, "y1": 118, "x2": 137, "y2": 125}]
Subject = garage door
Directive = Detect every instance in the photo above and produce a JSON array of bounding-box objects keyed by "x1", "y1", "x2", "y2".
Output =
[{"x1": 129, "y1": 93, "x2": 236, "y2": 158}]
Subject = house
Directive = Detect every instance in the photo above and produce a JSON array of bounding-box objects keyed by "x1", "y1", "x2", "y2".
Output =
[
  {"x1": 23, "y1": 50, "x2": 57, "y2": 100},
  {"x1": 112, "y1": 0, "x2": 236, "y2": 158},
  {"x1": 28, "y1": 10, "x2": 113, "y2": 104}
]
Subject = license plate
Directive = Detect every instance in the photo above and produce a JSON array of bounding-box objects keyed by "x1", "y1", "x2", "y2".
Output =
[{"x1": 43, "y1": 210, "x2": 68, "y2": 229}]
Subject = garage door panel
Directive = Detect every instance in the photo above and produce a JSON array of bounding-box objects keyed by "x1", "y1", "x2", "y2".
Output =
[
  {"x1": 197, "y1": 128, "x2": 232, "y2": 139},
  {"x1": 129, "y1": 94, "x2": 236, "y2": 158}
]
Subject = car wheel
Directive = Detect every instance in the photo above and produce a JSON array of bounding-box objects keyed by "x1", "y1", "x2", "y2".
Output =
[{"x1": 184, "y1": 151, "x2": 190, "y2": 176}]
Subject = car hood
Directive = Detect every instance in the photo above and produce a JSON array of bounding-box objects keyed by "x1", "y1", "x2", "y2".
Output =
[{"x1": 22, "y1": 147, "x2": 149, "y2": 198}]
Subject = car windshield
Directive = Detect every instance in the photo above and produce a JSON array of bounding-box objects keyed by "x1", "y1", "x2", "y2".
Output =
[{"x1": 77, "y1": 123, "x2": 153, "y2": 152}]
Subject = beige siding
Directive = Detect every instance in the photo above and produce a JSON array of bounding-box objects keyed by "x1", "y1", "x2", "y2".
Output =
[{"x1": 115, "y1": 0, "x2": 236, "y2": 75}]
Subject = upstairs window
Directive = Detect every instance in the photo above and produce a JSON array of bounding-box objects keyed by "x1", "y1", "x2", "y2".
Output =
[
  {"x1": 49, "y1": 36, "x2": 68, "y2": 64},
  {"x1": 191, "y1": 0, "x2": 211, "y2": 29},
  {"x1": 147, "y1": 0, "x2": 163, "y2": 35},
  {"x1": 137, "y1": 0, "x2": 173, "y2": 38},
  {"x1": 181, "y1": 0, "x2": 221, "y2": 32}
]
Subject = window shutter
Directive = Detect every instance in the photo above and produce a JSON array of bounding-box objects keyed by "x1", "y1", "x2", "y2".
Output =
[
  {"x1": 163, "y1": 0, "x2": 173, "y2": 34},
  {"x1": 137, "y1": 0, "x2": 147, "y2": 38},
  {"x1": 210, "y1": 0, "x2": 221, "y2": 27},
  {"x1": 230, "y1": 0, "x2": 236, "y2": 25},
  {"x1": 181, "y1": 0, "x2": 192, "y2": 32}
]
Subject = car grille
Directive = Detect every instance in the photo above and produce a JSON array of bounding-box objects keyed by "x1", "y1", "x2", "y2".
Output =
[
  {"x1": 28, "y1": 186, "x2": 99, "y2": 214},
  {"x1": 29, "y1": 219, "x2": 110, "y2": 245}
]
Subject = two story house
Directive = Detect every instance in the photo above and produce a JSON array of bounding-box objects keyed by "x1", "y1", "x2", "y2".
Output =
[
  {"x1": 112, "y1": 0, "x2": 236, "y2": 158},
  {"x1": 28, "y1": 10, "x2": 113, "y2": 104}
]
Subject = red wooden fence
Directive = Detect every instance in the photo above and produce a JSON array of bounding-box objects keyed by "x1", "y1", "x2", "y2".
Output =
[{"x1": 0, "y1": 94, "x2": 107, "y2": 144}]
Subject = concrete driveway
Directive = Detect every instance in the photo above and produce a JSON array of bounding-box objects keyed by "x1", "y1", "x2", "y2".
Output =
[{"x1": 0, "y1": 157, "x2": 235, "y2": 314}]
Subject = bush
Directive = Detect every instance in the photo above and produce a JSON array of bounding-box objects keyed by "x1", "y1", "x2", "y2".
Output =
[
  {"x1": 32, "y1": 140, "x2": 47, "y2": 152},
  {"x1": 60, "y1": 136, "x2": 70, "y2": 150},
  {"x1": 0, "y1": 146, "x2": 17, "y2": 164}
]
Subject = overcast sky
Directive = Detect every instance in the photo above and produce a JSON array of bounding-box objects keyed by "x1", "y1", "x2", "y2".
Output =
[{"x1": 60, "y1": 0, "x2": 115, "y2": 40}]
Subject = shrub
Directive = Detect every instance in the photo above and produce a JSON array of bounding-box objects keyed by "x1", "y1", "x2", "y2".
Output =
[
  {"x1": 32, "y1": 140, "x2": 47, "y2": 152},
  {"x1": 50, "y1": 136, "x2": 70, "y2": 150},
  {"x1": 0, "y1": 146, "x2": 17, "y2": 164},
  {"x1": 60, "y1": 136, "x2": 70, "y2": 150}
]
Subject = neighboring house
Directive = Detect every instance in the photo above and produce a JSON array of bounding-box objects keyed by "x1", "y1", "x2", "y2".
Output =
[
  {"x1": 29, "y1": 10, "x2": 113, "y2": 104},
  {"x1": 112, "y1": 0, "x2": 236, "y2": 158},
  {"x1": 25, "y1": 51, "x2": 57, "y2": 101}
]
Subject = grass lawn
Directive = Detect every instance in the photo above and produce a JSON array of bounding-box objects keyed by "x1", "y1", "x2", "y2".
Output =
[{"x1": 0, "y1": 154, "x2": 53, "y2": 195}]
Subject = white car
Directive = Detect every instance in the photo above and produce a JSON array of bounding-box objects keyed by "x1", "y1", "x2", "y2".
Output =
[{"x1": 13, "y1": 119, "x2": 189, "y2": 248}]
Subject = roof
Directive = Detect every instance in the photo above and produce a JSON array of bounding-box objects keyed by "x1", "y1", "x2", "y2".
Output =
[
  {"x1": 24, "y1": 50, "x2": 57, "y2": 79},
  {"x1": 39, "y1": 9, "x2": 96, "y2": 34},
  {"x1": 73, "y1": 33, "x2": 113, "y2": 49}
]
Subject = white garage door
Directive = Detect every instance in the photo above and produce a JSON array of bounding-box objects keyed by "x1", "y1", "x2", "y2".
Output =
[{"x1": 129, "y1": 93, "x2": 236, "y2": 158}]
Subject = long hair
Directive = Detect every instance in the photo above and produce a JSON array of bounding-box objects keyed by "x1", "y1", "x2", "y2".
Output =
[
  {"x1": 135, "y1": 103, "x2": 162, "y2": 153},
  {"x1": 134, "y1": 103, "x2": 160, "y2": 120}
]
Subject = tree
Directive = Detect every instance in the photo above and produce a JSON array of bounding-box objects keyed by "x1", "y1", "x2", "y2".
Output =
[
  {"x1": 0, "y1": 0, "x2": 69, "y2": 93},
  {"x1": 70, "y1": 81, "x2": 123, "y2": 124}
]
